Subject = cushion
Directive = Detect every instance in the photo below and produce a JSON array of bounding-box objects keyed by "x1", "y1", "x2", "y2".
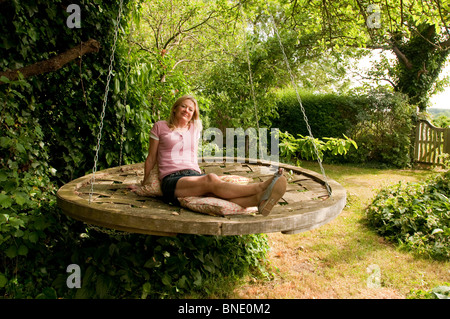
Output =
[
  {"x1": 134, "y1": 164, "x2": 162, "y2": 197},
  {"x1": 178, "y1": 196, "x2": 257, "y2": 216}
]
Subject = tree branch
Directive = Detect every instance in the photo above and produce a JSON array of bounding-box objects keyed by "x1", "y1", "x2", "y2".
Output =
[
  {"x1": 356, "y1": 73, "x2": 397, "y2": 89},
  {"x1": 391, "y1": 43, "x2": 413, "y2": 69},
  {"x1": 162, "y1": 10, "x2": 217, "y2": 50},
  {"x1": 0, "y1": 38, "x2": 100, "y2": 84}
]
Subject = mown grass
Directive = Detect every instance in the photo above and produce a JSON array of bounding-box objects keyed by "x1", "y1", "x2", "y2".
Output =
[{"x1": 231, "y1": 162, "x2": 450, "y2": 299}]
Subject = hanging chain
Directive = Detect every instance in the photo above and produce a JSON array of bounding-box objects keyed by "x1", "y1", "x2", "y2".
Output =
[
  {"x1": 118, "y1": 48, "x2": 132, "y2": 168},
  {"x1": 240, "y1": 6, "x2": 264, "y2": 166},
  {"x1": 266, "y1": 3, "x2": 332, "y2": 196},
  {"x1": 118, "y1": 80, "x2": 127, "y2": 168},
  {"x1": 118, "y1": 106, "x2": 126, "y2": 167},
  {"x1": 89, "y1": 0, "x2": 124, "y2": 203},
  {"x1": 243, "y1": 23, "x2": 260, "y2": 132}
]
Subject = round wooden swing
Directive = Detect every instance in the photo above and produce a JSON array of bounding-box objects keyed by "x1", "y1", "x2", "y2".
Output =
[
  {"x1": 56, "y1": 1, "x2": 347, "y2": 237},
  {"x1": 56, "y1": 158, "x2": 346, "y2": 236}
]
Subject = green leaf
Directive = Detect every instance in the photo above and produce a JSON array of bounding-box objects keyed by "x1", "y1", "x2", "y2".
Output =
[
  {"x1": 5, "y1": 245, "x2": 17, "y2": 258},
  {"x1": 18, "y1": 244, "x2": 28, "y2": 256},
  {"x1": 13, "y1": 228, "x2": 24, "y2": 238},
  {"x1": 14, "y1": 192, "x2": 28, "y2": 206},
  {"x1": 15, "y1": 143, "x2": 26, "y2": 153},
  {"x1": 36, "y1": 287, "x2": 57, "y2": 299},
  {"x1": 0, "y1": 171, "x2": 7, "y2": 182},
  {"x1": 96, "y1": 275, "x2": 111, "y2": 298},
  {"x1": 0, "y1": 193, "x2": 12, "y2": 209},
  {"x1": 0, "y1": 76, "x2": 10, "y2": 83},
  {"x1": 0, "y1": 273, "x2": 8, "y2": 288},
  {"x1": 28, "y1": 231, "x2": 39, "y2": 243},
  {"x1": 0, "y1": 137, "x2": 11, "y2": 149},
  {"x1": 141, "y1": 282, "x2": 152, "y2": 299},
  {"x1": 161, "y1": 274, "x2": 172, "y2": 286},
  {"x1": 192, "y1": 269, "x2": 202, "y2": 287}
]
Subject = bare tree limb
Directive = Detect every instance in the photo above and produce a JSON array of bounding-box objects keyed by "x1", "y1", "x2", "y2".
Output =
[
  {"x1": 0, "y1": 38, "x2": 100, "y2": 84},
  {"x1": 391, "y1": 43, "x2": 413, "y2": 69},
  {"x1": 162, "y1": 9, "x2": 217, "y2": 51}
]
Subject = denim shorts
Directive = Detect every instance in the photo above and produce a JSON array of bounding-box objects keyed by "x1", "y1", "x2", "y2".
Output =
[{"x1": 161, "y1": 169, "x2": 203, "y2": 205}]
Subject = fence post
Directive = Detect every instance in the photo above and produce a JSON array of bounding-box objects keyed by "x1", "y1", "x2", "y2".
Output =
[
  {"x1": 414, "y1": 121, "x2": 421, "y2": 163},
  {"x1": 444, "y1": 128, "x2": 450, "y2": 155}
]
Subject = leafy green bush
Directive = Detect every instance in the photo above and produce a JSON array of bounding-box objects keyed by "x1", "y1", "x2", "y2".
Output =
[
  {"x1": 273, "y1": 87, "x2": 416, "y2": 167},
  {"x1": 272, "y1": 88, "x2": 362, "y2": 139},
  {"x1": 1, "y1": 205, "x2": 270, "y2": 299},
  {"x1": 432, "y1": 114, "x2": 450, "y2": 128},
  {"x1": 55, "y1": 232, "x2": 270, "y2": 299},
  {"x1": 408, "y1": 284, "x2": 450, "y2": 299},
  {"x1": 365, "y1": 170, "x2": 450, "y2": 261},
  {"x1": 278, "y1": 130, "x2": 357, "y2": 165},
  {"x1": 345, "y1": 88, "x2": 416, "y2": 168}
]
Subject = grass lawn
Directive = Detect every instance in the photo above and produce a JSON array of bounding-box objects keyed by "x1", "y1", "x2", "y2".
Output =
[{"x1": 231, "y1": 162, "x2": 450, "y2": 299}]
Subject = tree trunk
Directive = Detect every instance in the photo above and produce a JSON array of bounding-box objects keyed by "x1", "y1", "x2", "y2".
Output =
[{"x1": 392, "y1": 25, "x2": 450, "y2": 111}]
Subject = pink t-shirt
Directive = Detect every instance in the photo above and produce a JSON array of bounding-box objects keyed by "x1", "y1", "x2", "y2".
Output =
[{"x1": 150, "y1": 120, "x2": 201, "y2": 180}]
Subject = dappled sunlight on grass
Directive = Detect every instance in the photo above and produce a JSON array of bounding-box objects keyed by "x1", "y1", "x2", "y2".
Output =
[{"x1": 232, "y1": 162, "x2": 449, "y2": 299}]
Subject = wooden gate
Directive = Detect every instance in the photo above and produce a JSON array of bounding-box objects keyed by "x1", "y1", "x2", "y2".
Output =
[{"x1": 414, "y1": 120, "x2": 450, "y2": 165}]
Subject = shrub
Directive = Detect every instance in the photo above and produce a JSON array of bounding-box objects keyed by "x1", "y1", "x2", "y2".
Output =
[
  {"x1": 432, "y1": 114, "x2": 450, "y2": 128},
  {"x1": 278, "y1": 130, "x2": 357, "y2": 165},
  {"x1": 272, "y1": 88, "x2": 362, "y2": 140},
  {"x1": 345, "y1": 88, "x2": 416, "y2": 167},
  {"x1": 273, "y1": 87, "x2": 416, "y2": 167},
  {"x1": 408, "y1": 284, "x2": 450, "y2": 299},
  {"x1": 1, "y1": 199, "x2": 270, "y2": 299},
  {"x1": 57, "y1": 232, "x2": 270, "y2": 299},
  {"x1": 365, "y1": 170, "x2": 450, "y2": 261}
]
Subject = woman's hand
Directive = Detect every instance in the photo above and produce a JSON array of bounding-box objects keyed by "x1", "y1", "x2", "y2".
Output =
[{"x1": 128, "y1": 184, "x2": 139, "y2": 192}]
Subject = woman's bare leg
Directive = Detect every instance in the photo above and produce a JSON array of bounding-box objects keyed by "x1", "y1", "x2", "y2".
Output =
[{"x1": 174, "y1": 173, "x2": 274, "y2": 201}]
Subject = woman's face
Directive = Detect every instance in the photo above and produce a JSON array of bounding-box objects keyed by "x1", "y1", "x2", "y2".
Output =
[{"x1": 174, "y1": 99, "x2": 196, "y2": 125}]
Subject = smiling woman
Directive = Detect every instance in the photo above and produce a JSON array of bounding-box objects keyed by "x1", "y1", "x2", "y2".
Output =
[{"x1": 138, "y1": 95, "x2": 287, "y2": 216}]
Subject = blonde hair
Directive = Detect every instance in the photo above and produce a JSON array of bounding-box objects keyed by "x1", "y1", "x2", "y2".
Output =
[{"x1": 167, "y1": 95, "x2": 201, "y2": 130}]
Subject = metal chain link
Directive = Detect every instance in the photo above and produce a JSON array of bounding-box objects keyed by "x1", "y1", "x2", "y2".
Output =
[
  {"x1": 266, "y1": 4, "x2": 332, "y2": 196},
  {"x1": 118, "y1": 87, "x2": 127, "y2": 168},
  {"x1": 86, "y1": 224, "x2": 128, "y2": 237},
  {"x1": 241, "y1": 7, "x2": 266, "y2": 166},
  {"x1": 244, "y1": 30, "x2": 260, "y2": 132},
  {"x1": 89, "y1": 0, "x2": 124, "y2": 203},
  {"x1": 118, "y1": 48, "x2": 132, "y2": 168}
]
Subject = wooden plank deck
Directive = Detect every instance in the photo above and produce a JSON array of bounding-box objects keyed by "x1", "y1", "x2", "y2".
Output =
[{"x1": 57, "y1": 158, "x2": 346, "y2": 236}]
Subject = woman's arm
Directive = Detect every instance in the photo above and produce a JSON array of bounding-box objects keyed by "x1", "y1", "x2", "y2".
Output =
[{"x1": 142, "y1": 137, "x2": 159, "y2": 185}]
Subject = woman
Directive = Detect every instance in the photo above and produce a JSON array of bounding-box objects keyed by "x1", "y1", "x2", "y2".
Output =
[{"x1": 141, "y1": 95, "x2": 286, "y2": 216}]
